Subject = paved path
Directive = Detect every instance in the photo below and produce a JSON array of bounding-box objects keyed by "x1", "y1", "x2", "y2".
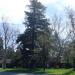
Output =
[{"x1": 0, "y1": 72, "x2": 47, "y2": 75}]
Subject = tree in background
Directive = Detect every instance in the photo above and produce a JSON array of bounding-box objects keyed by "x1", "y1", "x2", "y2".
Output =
[
  {"x1": 49, "y1": 14, "x2": 65, "y2": 68},
  {"x1": 0, "y1": 18, "x2": 19, "y2": 69},
  {"x1": 66, "y1": 8, "x2": 75, "y2": 70},
  {"x1": 0, "y1": 37, "x2": 3, "y2": 59},
  {"x1": 17, "y1": 0, "x2": 51, "y2": 69}
]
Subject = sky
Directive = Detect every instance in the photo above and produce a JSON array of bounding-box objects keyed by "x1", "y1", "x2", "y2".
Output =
[{"x1": 0, "y1": 0, "x2": 75, "y2": 34}]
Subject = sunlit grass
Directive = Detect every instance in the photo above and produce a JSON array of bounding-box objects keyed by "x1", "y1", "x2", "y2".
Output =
[{"x1": 45, "y1": 68, "x2": 73, "y2": 75}]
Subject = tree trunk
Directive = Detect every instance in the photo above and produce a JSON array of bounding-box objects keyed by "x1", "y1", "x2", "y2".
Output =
[
  {"x1": 73, "y1": 57, "x2": 75, "y2": 70},
  {"x1": 2, "y1": 57, "x2": 6, "y2": 69}
]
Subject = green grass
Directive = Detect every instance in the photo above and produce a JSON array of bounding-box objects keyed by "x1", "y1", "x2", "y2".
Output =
[
  {"x1": 67, "y1": 71, "x2": 75, "y2": 75},
  {"x1": 0, "y1": 68, "x2": 74, "y2": 75},
  {"x1": 69, "y1": 71, "x2": 75, "y2": 75},
  {"x1": 45, "y1": 68, "x2": 73, "y2": 75},
  {"x1": 0, "y1": 68, "x2": 45, "y2": 73}
]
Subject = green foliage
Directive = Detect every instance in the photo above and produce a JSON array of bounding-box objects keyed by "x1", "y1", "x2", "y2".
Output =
[
  {"x1": 11, "y1": 49, "x2": 22, "y2": 67},
  {"x1": 17, "y1": 0, "x2": 51, "y2": 68},
  {"x1": 6, "y1": 47, "x2": 14, "y2": 59}
]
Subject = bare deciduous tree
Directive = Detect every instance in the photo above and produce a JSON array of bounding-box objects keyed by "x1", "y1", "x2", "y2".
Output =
[
  {"x1": 51, "y1": 14, "x2": 65, "y2": 67},
  {"x1": 0, "y1": 18, "x2": 19, "y2": 69}
]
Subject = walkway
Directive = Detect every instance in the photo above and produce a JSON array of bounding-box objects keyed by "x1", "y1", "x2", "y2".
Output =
[{"x1": 0, "y1": 72, "x2": 47, "y2": 75}]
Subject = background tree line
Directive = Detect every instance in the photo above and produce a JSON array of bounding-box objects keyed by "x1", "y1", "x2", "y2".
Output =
[{"x1": 0, "y1": 0, "x2": 75, "y2": 70}]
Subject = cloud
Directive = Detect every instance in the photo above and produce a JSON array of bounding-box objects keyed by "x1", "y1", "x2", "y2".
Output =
[
  {"x1": 0, "y1": 0, "x2": 63, "y2": 23},
  {"x1": 63, "y1": 0, "x2": 75, "y2": 9},
  {"x1": 0, "y1": 0, "x2": 29, "y2": 22},
  {"x1": 39, "y1": 0, "x2": 58, "y2": 5},
  {"x1": 0, "y1": 0, "x2": 75, "y2": 23},
  {"x1": 0, "y1": 0, "x2": 28, "y2": 33},
  {"x1": 0, "y1": 0, "x2": 75, "y2": 33},
  {"x1": 53, "y1": 0, "x2": 75, "y2": 12}
]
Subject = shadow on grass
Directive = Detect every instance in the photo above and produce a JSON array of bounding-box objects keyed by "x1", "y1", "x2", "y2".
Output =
[
  {"x1": 3, "y1": 68, "x2": 46, "y2": 74},
  {"x1": 63, "y1": 70, "x2": 73, "y2": 75},
  {"x1": 1, "y1": 68, "x2": 74, "y2": 75}
]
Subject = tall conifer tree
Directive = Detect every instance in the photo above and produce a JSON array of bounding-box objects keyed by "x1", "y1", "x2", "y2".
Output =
[{"x1": 17, "y1": 0, "x2": 50, "y2": 69}]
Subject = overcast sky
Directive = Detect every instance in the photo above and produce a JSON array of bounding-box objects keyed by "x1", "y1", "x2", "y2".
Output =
[{"x1": 0, "y1": 0, "x2": 75, "y2": 33}]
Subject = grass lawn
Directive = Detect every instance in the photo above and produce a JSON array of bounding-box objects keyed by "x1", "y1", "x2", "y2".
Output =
[
  {"x1": 45, "y1": 68, "x2": 73, "y2": 75},
  {"x1": 0, "y1": 68, "x2": 74, "y2": 75},
  {"x1": 68, "y1": 71, "x2": 75, "y2": 75}
]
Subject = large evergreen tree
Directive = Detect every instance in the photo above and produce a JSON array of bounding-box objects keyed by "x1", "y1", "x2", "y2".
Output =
[{"x1": 17, "y1": 0, "x2": 51, "y2": 69}]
